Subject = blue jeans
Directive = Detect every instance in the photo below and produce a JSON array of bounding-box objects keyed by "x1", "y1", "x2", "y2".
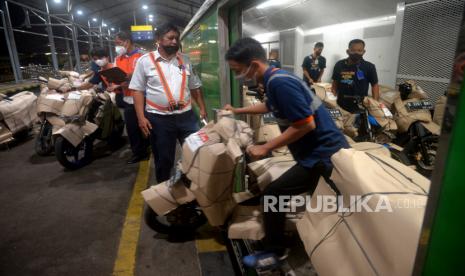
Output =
[{"x1": 145, "y1": 109, "x2": 199, "y2": 183}]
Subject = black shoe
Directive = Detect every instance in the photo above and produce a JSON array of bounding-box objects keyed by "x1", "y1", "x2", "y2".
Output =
[{"x1": 126, "y1": 154, "x2": 149, "y2": 164}]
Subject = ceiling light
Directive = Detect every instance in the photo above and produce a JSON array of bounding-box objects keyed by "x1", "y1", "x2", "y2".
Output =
[
  {"x1": 92, "y1": 18, "x2": 97, "y2": 22},
  {"x1": 142, "y1": 5, "x2": 148, "y2": 10},
  {"x1": 149, "y1": 14, "x2": 153, "y2": 18},
  {"x1": 304, "y1": 15, "x2": 396, "y2": 35},
  {"x1": 256, "y1": 0, "x2": 293, "y2": 9},
  {"x1": 54, "y1": 0, "x2": 62, "y2": 3},
  {"x1": 102, "y1": 23, "x2": 107, "y2": 27},
  {"x1": 148, "y1": 18, "x2": 153, "y2": 22},
  {"x1": 111, "y1": 27, "x2": 115, "y2": 31},
  {"x1": 76, "y1": 10, "x2": 83, "y2": 15}
]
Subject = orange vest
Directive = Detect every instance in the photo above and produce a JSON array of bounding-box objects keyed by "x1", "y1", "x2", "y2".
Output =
[{"x1": 115, "y1": 50, "x2": 143, "y2": 97}]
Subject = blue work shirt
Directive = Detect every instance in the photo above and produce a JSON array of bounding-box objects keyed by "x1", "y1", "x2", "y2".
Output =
[{"x1": 264, "y1": 66, "x2": 349, "y2": 168}]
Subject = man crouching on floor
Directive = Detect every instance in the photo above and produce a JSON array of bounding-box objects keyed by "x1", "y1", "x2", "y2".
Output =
[{"x1": 224, "y1": 37, "x2": 350, "y2": 270}]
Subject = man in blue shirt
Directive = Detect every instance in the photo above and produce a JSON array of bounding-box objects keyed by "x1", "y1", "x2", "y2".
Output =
[
  {"x1": 302, "y1": 42, "x2": 326, "y2": 86},
  {"x1": 224, "y1": 38, "x2": 349, "y2": 269}
]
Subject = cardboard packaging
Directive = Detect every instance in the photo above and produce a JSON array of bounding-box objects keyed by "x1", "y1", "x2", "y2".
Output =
[
  {"x1": 47, "y1": 77, "x2": 72, "y2": 92},
  {"x1": 228, "y1": 205, "x2": 265, "y2": 240},
  {"x1": 350, "y1": 142, "x2": 391, "y2": 158},
  {"x1": 297, "y1": 149, "x2": 430, "y2": 276},
  {"x1": 61, "y1": 91, "x2": 94, "y2": 120},
  {"x1": 0, "y1": 122, "x2": 14, "y2": 144},
  {"x1": 363, "y1": 97, "x2": 398, "y2": 132},
  {"x1": 0, "y1": 91, "x2": 38, "y2": 134},
  {"x1": 248, "y1": 155, "x2": 296, "y2": 191},
  {"x1": 142, "y1": 179, "x2": 196, "y2": 216},
  {"x1": 212, "y1": 117, "x2": 253, "y2": 148},
  {"x1": 312, "y1": 83, "x2": 338, "y2": 108},
  {"x1": 380, "y1": 89, "x2": 401, "y2": 110},
  {"x1": 37, "y1": 89, "x2": 67, "y2": 115},
  {"x1": 393, "y1": 98, "x2": 440, "y2": 134},
  {"x1": 53, "y1": 121, "x2": 98, "y2": 147},
  {"x1": 433, "y1": 95, "x2": 447, "y2": 127},
  {"x1": 181, "y1": 126, "x2": 245, "y2": 226},
  {"x1": 243, "y1": 95, "x2": 263, "y2": 131},
  {"x1": 254, "y1": 123, "x2": 281, "y2": 144}
]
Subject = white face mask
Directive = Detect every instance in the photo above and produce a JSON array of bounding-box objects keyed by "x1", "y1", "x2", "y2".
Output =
[
  {"x1": 115, "y1": 45, "x2": 127, "y2": 56},
  {"x1": 95, "y1": 58, "x2": 108, "y2": 67},
  {"x1": 235, "y1": 64, "x2": 257, "y2": 87},
  {"x1": 235, "y1": 65, "x2": 252, "y2": 81}
]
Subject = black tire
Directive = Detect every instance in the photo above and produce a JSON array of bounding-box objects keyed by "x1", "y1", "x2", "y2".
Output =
[
  {"x1": 389, "y1": 148, "x2": 411, "y2": 166},
  {"x1": 144, "y1": 203, "x2": 206, "y2": 234},
  {"x1": 108, "y1": 118, "x2": 125, "y2": 146},
  {"x1": 35, "y1": 121, "x2": 53, "y2": 156},
  {"x1": 54, "y1": 135, "x2": 93, "y2": 170}
]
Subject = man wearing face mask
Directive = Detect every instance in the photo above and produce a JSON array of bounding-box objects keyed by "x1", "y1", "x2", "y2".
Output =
[
  {"x1": 223, "y1": 38, "x2": 349, "y2": 269},
  {"x1": 129, "y1": 23, "x2": 207, "y2": 183},
  {"x1": 77, "y1": 47, "x2": 113, "y2": 91},
  {"x1": 113, "y1": 31, "x2": 149, "y2": 164},
  {"x1": 302, "y1": 42, "x2": 326, "y2": 86},
  {"x1": 332, "y1": 39, "x2": 379, "y2": 113}
]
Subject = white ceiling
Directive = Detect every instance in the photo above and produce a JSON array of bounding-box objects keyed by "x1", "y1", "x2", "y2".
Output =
[{"x1": 243, "y1": 0, "x2": 402, "y2": 36}]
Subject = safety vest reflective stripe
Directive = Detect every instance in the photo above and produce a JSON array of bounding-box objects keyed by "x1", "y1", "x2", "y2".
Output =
[
  {"x1": 148, "y1": 51, "x2": 187, "y2": 108},
  {"x1": 146, "y1": 97, "x2": 191, "y2": 112}
]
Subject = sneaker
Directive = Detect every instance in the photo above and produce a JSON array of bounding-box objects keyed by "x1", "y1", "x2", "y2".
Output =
[{"x1": 242, "y1": 251, "x2": 285, "y2": 270}]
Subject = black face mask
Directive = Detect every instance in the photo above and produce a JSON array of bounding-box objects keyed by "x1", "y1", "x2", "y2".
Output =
[
  {"x1": 161, "y1": 45, "x2": 179, "y2": 55},
  {"x1": 349, "y1": 53, "x2": 363, "y2": 63}
]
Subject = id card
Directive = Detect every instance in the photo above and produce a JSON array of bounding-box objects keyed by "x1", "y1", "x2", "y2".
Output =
[{"x1": 356, "y1": 69, "x2": 365, "y2": 80}]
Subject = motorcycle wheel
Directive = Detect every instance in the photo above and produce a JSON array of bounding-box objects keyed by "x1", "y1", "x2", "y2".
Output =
[
  {"x1": 144, "y1": 203, "x2": 206, "y2": 234},
  {"x1": 416, "y1": 147, "x2": 437, "y2": 177},
  {"x1": 54, "y1": 136, "x2": 93, "y2": 170},
  {"x1": 35, "y1": 121, "x2": 53, "y2": 156}
]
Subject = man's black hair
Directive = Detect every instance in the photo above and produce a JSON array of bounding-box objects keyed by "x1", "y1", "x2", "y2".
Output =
[
  {"x1": 115, "y1": 31, "x2": 133, "y2": 43},
  {"x1": 315, "y1": 42, "x2": 324, "y2": 48},
  {"x1": 348, "y1": 39, "x2": 365, "y2": 48},
  {"x1": 225, "y1": 37, "x2": 267, "y2": 65},
  {"x1": 155, "y1": 23, "x2": 180, "y2": 40},
  {"x1": 90, "y1": 47, "x2": 109, "y2": 58}
]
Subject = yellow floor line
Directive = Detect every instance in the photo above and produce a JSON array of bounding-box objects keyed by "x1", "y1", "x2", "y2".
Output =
[
  {"x1": 112, "y1": 159, "x2": 151, "y2": 276},
  {"x1": 196, "y1": 238, "x2": 227, "y2": 253},
  {"x1": 195, "y1": 225, "x2": 227, "y2": 253}
]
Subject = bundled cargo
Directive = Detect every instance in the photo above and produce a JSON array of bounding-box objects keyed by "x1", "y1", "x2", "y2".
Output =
[
  {"x1": 212, "y1": 117, "x2": 254, "y2": 148},
  {"x1": 297, "y1": 149, "x2": 429, "y2": 276},
  {"x1": 228, "y1": 205, "x2": 265, "y2": 240},
  {"x1": 61, "y1": 91, "x2": 95, "y2": 121},
  {"x1": 142, "y1": 177, "x2": 196, "y2": 216},
  {"x1": 180, "y1": 120, "x2": 247, "y2": 226},
  {"x1": 312, "y1": 83, "x2": 338, "y2": 108},
  {"x1": 392, "y1": 97, "x2": 440, "y2": 134},
  {"x1": 0, "y1": 91, "x2": 38, "y2": 134},
  {"x1": 248, "y1": 155, "x2": 296, "y2": 191},
  {"x1": 363, "y1": 97, "x2": 398, "y2": 132}
]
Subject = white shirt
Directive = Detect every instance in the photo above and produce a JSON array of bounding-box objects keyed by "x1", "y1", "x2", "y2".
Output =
[{"x1": 129, "y1": 50, "x2": 202, "y2": 115}]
